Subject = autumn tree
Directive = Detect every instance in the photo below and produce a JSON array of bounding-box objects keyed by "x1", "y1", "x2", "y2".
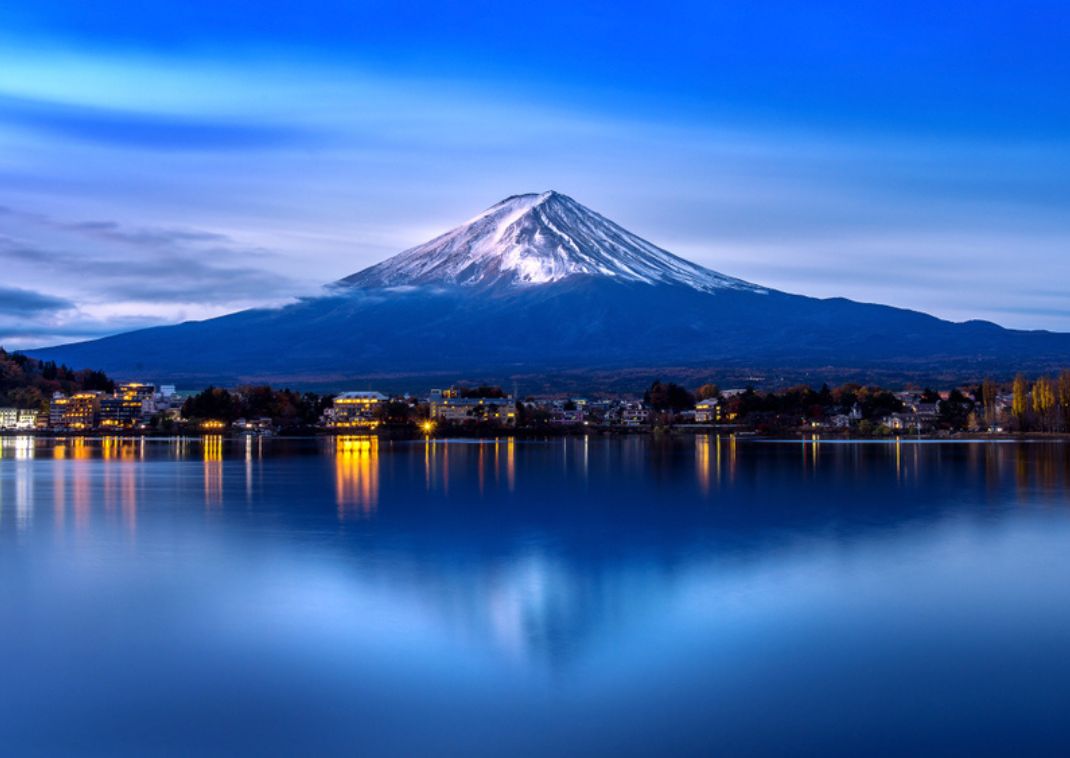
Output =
[
  {"x1": 1012, "y1": 374, "x2": 1029, "y2": 430},
  {"x1": 695, "y1": 383, "x2": 720, "y2": 401},
  {"x1": 1033, "y1": 376, "x2": 1057, "y2": 432}
]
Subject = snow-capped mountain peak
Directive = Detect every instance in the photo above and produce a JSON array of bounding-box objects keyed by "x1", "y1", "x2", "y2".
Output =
[{"x1": 340, "y1": 191, "x2": 762, "y2": 292}]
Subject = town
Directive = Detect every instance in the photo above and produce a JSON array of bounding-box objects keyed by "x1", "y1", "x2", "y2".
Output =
[{"x1": 2, "y1": 346, "x2": 1069, "y2": 436}]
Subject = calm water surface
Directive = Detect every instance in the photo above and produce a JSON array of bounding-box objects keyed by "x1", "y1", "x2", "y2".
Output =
[{"x1": 3, "y1": 435, "x2": 1070, "y2": 755}]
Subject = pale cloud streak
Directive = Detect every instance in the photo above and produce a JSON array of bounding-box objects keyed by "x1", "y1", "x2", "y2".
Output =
[{"x1": 0, "y1": 203, "x2": 316, "y2": 347}]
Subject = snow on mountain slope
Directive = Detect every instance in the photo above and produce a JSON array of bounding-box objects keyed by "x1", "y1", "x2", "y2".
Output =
[{"x1": 340, "y1": 191, "x2": 764, "y2": 292}]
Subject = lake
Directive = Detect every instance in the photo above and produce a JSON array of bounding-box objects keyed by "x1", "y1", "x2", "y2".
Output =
[{"x1": 2, "y1": 434, "x2": 1070, "y2": 755}]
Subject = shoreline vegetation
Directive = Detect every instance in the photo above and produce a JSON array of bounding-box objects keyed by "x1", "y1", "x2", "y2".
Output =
[{"x1": 4, "y1": 347, "x2": 1070, "y2": 440}]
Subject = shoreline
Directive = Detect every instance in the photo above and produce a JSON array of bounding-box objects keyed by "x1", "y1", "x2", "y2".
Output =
[{"x1": 3, "y1": 428, "x2": 1070, "y2": 442}]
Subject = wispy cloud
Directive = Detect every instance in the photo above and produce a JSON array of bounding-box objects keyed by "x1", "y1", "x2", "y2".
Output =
[
  {"x1": 0, "y1": 285, "x2": 74, "y2": 314},
  {"x1": 0, "y1": 234, "x2": 296, "y2": 304},
  {"x1": 0, "y1": 93, "x2": 312, "y2": 151},
  {"x1": 0, "y1": 205, "x2": 314, "y2": 347}
]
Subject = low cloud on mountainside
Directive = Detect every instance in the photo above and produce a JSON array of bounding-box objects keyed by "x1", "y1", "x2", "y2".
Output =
[{"x1": 0, "y1": 206, "x2": 310, "y2": 348}]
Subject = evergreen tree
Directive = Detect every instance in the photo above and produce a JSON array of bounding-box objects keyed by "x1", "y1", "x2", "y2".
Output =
[{"x1": 644, "y1": 380, "x2": 695, "y2": 412}]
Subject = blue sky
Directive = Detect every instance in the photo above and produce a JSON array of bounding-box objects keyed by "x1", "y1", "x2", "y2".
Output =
[{"x1": 1, "y1": 1, "x2": 1068, "y2": 347}]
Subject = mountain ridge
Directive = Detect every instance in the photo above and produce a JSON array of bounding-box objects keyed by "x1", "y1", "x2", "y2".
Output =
[{"x1": 27, "y1": 192, "x2": 1070, "y2": 389}]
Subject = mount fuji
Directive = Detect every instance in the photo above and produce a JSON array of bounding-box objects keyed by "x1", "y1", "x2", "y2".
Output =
[
  {"x1": 342, "y1": 191, "x2": 759, "y2": 293},
  {"x1": 30, "y1": 191, "x2": 1070, "y2": 389}
]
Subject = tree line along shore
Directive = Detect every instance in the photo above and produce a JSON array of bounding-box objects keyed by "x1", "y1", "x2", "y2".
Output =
[{"x1": 3, "y1": 348, "x2": 1070, "y2": 437}]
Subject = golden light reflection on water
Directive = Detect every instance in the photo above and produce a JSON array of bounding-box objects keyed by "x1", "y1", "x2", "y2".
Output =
[
  {"x1": 425, "y1": 438, "x2": 432, "y2": 491},
  {"x1": 506, "y1": 437, "x2": 515, "y2": 492},
  {"x1": 203, "y1": 435, "x2": 223, "y2": 508},
  {"x1": 53, "y1": 444, "x2": 65, "y2": 529},
  {"x1": 695, "y1": 436, "x2": 710, "y2": 495},
  {"x1": 419, "y1": 437, "x2": 517, "y2": 496},
  {"x1": 335, "y1": 435, "x2": 379, "y2": 519},
  {"x1": 729, "y1": 434, "x2": 737, "y2": 484},
  {"x1": 102, "y1": 436, "x2": 140, "y2": 461},
  {"x1": 71, "y1": 438, "x2": 90, "y2": 530},
  {"x1": 695, "y1": 435, "x2": 727, "y2": 495},
  {"x1": 8, "y1": 436, "x2": 1070, "y2": 551},
  {"x1": 100, "y1": 437, "x2": 141, "y2": 534}
]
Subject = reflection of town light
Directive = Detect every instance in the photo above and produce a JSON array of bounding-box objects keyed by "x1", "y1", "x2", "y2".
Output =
[
  {"x1": 335, "y1": 436, "x2": 379, "y2": 518},
  {"x1": 53, "y1": 447, "x2": 66, "y2": 527},
  {"x1": 13, "y1": 435, "x2": 35, "y2": 461},
  {"x1": 72, "y1": 437, "x2": 90, "y2": 460},
  {"x1": 729, "y1": 433, "x2": 737, "y2": 483},
  {"x1": 121, "y1": 456, "x2": 138, "y2": 536},
  {"x1": 203, "y1": 435, "x2": 223, "y2": 507},
  {"x1": 72, "y1": 438, "x2": 90, "y2": 530},
  {"x1": 695, "y1": 435, "x2": 710, "y2": 495},
  {"x1": 506, "y1": 437, "x2": 515, "y2": 492}
]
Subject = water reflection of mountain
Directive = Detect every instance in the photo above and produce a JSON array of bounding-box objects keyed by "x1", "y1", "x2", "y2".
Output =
[
  {"x1": 3, "y1": 436, "x2": 1070, "y2": 668},
  {"x1": 327, "y1": 438, "x2": 1070, "y2": 668}
]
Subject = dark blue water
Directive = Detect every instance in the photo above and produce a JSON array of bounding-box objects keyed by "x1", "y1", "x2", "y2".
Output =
[{"x1": 3, "y1": 435, "x2": 1070, "y2": 755}]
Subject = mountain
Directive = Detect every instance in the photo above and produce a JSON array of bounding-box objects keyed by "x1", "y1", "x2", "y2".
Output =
[
  {"x1": 342, "y1": 191, "x2": 758, "y2": 292},
  {"x1": 29, "y1": 191, "x2": 1070, "y2": 390}
]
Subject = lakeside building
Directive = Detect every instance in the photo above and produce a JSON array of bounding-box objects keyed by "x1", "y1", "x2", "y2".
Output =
[
  {"x1": 48, "y1": 394, "x2": 66, "y2": 428},
  {"x1": 429, "y1": 389, "x2": 516, "y2": 426},
  {"x1": 99, "y1": 395, "x2": 145, "y2": 429},
  {"x1": 0, "y1": 408, "x2": 39, "y2": 430},
  {"x1": 98, "y1": 383, "x2": 156, "y2": 430},
  {"x1": 883, "y1": 412, "x2": 923, "y2": 433},
  {"x1": 233, "y1": 417, "x2": 274, "y2": 433},
  {"x1": 550, "y1": 406, "x2": 586, "y2": 425},
  {"x1": 613, "y1": 402, "x2": 649, "y2": 427},
  {"x1": 154, "y1": 385, "x2": 181, "y2": 410},
  {"x1": 50, "y1": 391, "x2": 104, "y2": 430},
  {"x1": 694, "y1": 399, "x2": 720, "y2": 423},
  {"x1": 45, "y1": 382, "x2": 163, "y2": 431},
  {"x1": 325, "y1": 391, "x2": 388, "y2": 429},
  {"x1": 117, "y1": 382, "x2": 158, "y2": 413}
]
